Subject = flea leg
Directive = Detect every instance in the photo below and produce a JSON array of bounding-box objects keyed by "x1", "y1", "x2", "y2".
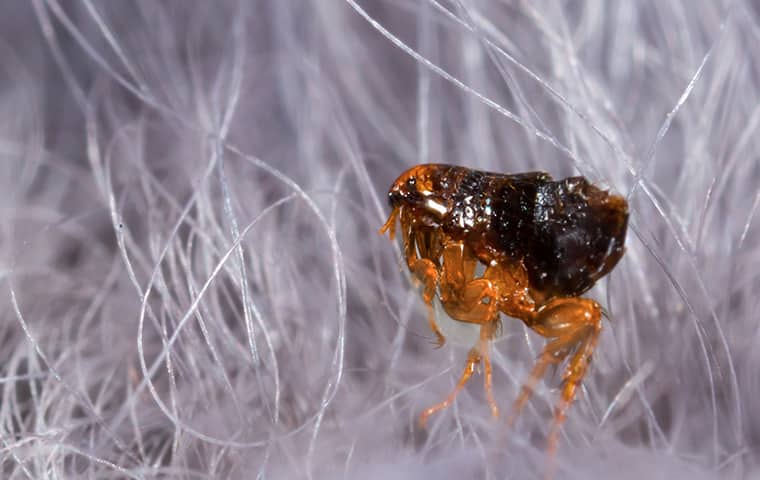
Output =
[
  {"x1": 506, "y1": 335, "x2": 573, "y2": 427},
  {"x1": 480, "y1": 322, "x2": 500, "y2": 418},
  {"x1": 509, "y1": 297, "x2": 602, "y2": 455},
  {"x1": 408, "y1": 257, "x2": 446, "y2": 347},
  {"x1": 438, "y1": 242, "x2": 493, "y2": 323},
  {"x1": 417, "y1": 242, "x2": 501, "y2": 423},
  {"x1": 409, "y1": 230, "x2": 447, "y2": 347},
  {"x1": 383, "y1": 209, "x2": 447, "y2": 346},
  {"x1": 547, "y1": 312, "x2": 601, "y2": 457},
  {"x1": 425, "y1": 305, "x2": 445, "y2": 348},
  {"x1": 378, "y1": 207, "x2": 399, "y2": 239},
  {"x1": 419, "y1": 348, "x2": 481, "y2": 427}
]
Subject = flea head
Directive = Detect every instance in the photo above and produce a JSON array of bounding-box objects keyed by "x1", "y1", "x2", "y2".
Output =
[{"x1": 387, "y1": 164, "x2": 454, "y2": 223}]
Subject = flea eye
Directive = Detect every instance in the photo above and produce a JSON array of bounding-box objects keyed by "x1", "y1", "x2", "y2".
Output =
[{"x1": 407, "y1": 177, "x2": 416, "y2": 187}]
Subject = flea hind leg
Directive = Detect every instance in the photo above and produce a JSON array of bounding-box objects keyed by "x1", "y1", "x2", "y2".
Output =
[{"x1": 509, "y1": 297, "x2": 602, "y2": 456}]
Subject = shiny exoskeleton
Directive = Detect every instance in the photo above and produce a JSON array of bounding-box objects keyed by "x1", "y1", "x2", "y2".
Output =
[{"x1": 380, "y1": 163, "x2": 628, "y2": 459}]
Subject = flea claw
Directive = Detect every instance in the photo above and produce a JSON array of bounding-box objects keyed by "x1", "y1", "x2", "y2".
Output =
[{"x1": 431, "y1": 334, "x2": 446, "y2": 349}]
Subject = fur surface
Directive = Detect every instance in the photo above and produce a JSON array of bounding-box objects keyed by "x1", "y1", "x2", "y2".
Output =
[{"x1": 0, "y1": 1, "x2": 757, "y2": 478}]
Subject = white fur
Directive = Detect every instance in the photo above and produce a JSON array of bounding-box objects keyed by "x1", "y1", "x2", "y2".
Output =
[{"x1": 0, "y1": 1, "x2": 757, "y2": 478}]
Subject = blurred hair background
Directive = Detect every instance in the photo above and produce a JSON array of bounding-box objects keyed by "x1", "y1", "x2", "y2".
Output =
[{"x1": 0, "y1": 1, "x2": 758, "y2": 478}]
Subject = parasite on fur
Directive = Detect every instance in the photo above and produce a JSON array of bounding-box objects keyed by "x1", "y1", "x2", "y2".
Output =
[{"x1": 380, "y1": 163, "x2": 628, "y2": 457}]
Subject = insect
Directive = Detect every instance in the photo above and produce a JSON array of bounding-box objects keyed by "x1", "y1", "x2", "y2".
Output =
[{"x1": 380, "y1": 163, "x2": 628, "y2": 454}]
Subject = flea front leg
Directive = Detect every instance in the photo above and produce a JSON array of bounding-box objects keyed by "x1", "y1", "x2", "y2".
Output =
[
  {"x1": 407, "y1": 230, "x2": 446, "y2": 347},
  {"x1": 409, "y1": 257, "x2": 446, "y2": 348},
  {"x1": 381, "y1": 208, "x2": 447, "y2": 347},
  {"x1": 410, "y1": 236, "x2": 448, "y2": 347}
]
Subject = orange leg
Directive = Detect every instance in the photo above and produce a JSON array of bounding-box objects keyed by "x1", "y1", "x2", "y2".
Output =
[
  {"x1": 548, "y1": 322, "x2": 600, "y2": 457},
  {"x1": 438, "y1": 242, "x2": 492, "y2": 323},
  {"x1": 425, "y1": 305, "x2": 446, "y2": 348},
  {"x1": 407, "y1": 258, "x2": 446, "y2": 347},
  {"x1": 404, "y1": 220, "x2": 449, "y2": 347},
  {"x1": 381, "y1": 208, "x2": 447, "y2": 346},
  {"x1": 506, "y1": 336, "x2": 571, "y2": 427},
  {"x1": 409, "y1": 258, "x2": 438, "y2": 303},
  {"x1": 418, "y1": 242, "x2": 502, "y2": 425},
  {"x1": 419, "y1": 347, "x2": 481, "y2": 427},
  {"x1": 480, "y1": 327, "x2": 500, "y2": 419},
  {"x1": 378, "y1": 207, "x2": 399, "y2": 239},
  {"x1": 508, "y1": 297, "x2": 602, "y2": 455}
]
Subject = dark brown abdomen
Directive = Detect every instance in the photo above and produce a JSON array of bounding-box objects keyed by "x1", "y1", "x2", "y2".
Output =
[{"x1": 490, "y1": 176, "x2": 628, "y2": 297}]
